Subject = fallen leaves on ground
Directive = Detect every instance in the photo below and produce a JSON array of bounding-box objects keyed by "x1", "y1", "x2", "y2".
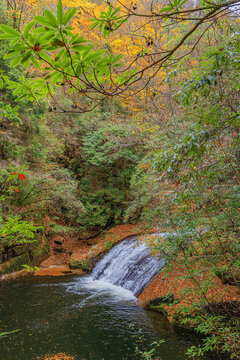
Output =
[
  {"x1": 37, "y1": 354, "x2": 75, "y2": 360},
  {"x1": 34, "y1": 265, "x2": 78, "y2": 276},
  {"x1": 138, "y1": 263, "x2": 240, "y2": 322},
  {"x1": 40, "y1": 223, "x2": 144, "y2": 269}
]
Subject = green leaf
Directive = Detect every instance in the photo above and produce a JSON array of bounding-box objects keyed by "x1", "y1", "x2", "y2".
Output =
[
  {"x1": 9, "y1": 37, "x2": 20, "y2": 46},
  {"x1": 90, "y1": 21, "x2": 99, "y2": 30},
  {"x1": 44, "y1": 10, "x2": 58, "y2": 27},
  {"x1": 0, "y1": 25, "x2": 20, "y2": 37},
  {"x1": 0, "y1": 330, "x2": 20, "y2": 337},
  {"x1": 0, "y1": 77, "x2": 3, "y2": 89},
  {"x1": 10, "y1": 44, "x2": 27, "y2": 52},
  {"x1": 10, "y1": 55, "x2": 22, "y2": 67},
  {"x1": 4, "y1": 50, "x2": 18, "y2": 59},
  {"x1": 82, "y1": 46, "x2": 92, "y2": 59},
  {"x1": 16, "y1": 94, "x2": 26, "y2": 101},
  {"x1": 57, "y1": 0, "x2": 63, "y2": 24},
  {"x1": 160, "y1": 5, "x2": 172, "y2": 12},
  {"x1": 54, "y1": 48, "x2": 65, "y2": 61},
  {"x1": 33, "y1": 27, "x2": 46, "y2": 34},
  {"x1": 25, "y1": 57, "x2": 31, "y2": 68},
  {"x1": 23, "y1": 21, "x2": 35, "y2": 38},
  {"x1": 44, "y1": 73, "x2": 54, "y2": 80},
  {"x1": 51, "y1": 71, "x2": 63, "y2": 83},
  {"x1": 71, "y1": 36, "x2": 86, "y2": 45},
  {"x1": 76, "y1": 64, "x2": 85, "y2": 76},
  {"x1": 112, "y1": 7, "x2": 121, "y2": 16},
  {"x1": 0, "y1": 33, "x2": 17, "y2": 40},
  {"x1": 63, "y1": 8, "x2": 77, "y2": 26},
  {"x1": 107, "y1": 5, "x2": 113, "y2": 17},
  {"x1": 39, "y1": 52, "x2": 54, "y2": 64},
  {"x1": 48, "y1": 84, "x2": 53, "y2": 94},
  {"x1": 21, "y1": 52, "x2": 32, "y2": 64},
  {"x1": 31, "y1": 56, "x2": 40, "y2": 68},
  {"x1": 71, "y1": 44, "x2": 87, "y2": 52},
  {"x1": 51, "y1": 38, "x2": 64, "y2": 47},
  {"x1": 40, "y1": 30, "x2": 57, "y2": 42},
  {"x1": 34, "y1": 15, "x2": 55, "y2": 27},
  {"x1": 112, "y1": 54, "x2": 122, "y2": 63}
]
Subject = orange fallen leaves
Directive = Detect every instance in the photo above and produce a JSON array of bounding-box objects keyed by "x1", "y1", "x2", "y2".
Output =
[
  {"x1": 70, "y1": 223, "x2": 143, "y2": 263},
  {"x1": 39, "y1": 223, "x2": 145, "y2": 269},
  {"x1": 138, "y1": 263, "x2": 240, "y2": 320},
  {"x1": 34, "y1": 265, "x2": 74, "y2": 276},
  {"x1": 37, "y1": 353, "x2": 75, "y2": 360}
]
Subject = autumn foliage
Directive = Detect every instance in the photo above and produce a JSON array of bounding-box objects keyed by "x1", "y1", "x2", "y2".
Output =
[{"x1": 0, "y1": 0, "x2": 239, "y2": 358}]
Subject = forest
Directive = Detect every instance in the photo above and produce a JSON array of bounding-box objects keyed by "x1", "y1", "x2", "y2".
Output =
[{"x1": 0, "y1": 0, "x2": 239, "y2": 359}]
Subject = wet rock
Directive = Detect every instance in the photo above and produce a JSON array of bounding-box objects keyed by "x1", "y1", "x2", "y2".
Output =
[
  {"x1": 54, "y1": 240, "x2": 64, "y2": 245},
  {"x1": 205, "y1": 301, "x2": 240, "y2": 318},
  {"x1": 215, "y1": 270, "x2": 240, "y2": 286},
  {"x1": 145, "y1": 292, "x2": 177, "y2": 314},
  {"x1": 69, "y1": 258, "x2": 91, "y2": 273},
  {"x1": 149, "y1": 292, "x2": 175, "y2": 306},
  {"x1": 53, "y1": 247, "x2": 63, "y2": 253}
]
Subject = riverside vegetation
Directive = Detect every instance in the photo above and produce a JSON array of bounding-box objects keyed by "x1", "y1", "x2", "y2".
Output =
[{"x1": 0, "y1": 0, "x2": 239, "y2": 358}]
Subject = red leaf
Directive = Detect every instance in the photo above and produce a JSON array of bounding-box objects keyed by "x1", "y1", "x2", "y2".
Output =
[
  {"x1": 19, "y1": 174, "x2": 26, "y2": 180},
  {"x1": 14, "y1": 188, "x2": 19, "y2": 192},
  {"x1": 10, "y1": 172, "x2": 18, "y2": 176}
]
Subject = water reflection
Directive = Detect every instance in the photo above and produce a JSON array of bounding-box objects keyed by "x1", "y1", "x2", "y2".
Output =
[{"x1": 0, "y1": 275, "x2": 203, "y2": 360}]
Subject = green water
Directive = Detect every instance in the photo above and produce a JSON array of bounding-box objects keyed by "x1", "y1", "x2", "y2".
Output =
[{"x1": 0, "y1": 275, "x2": 202, "y2": 360}]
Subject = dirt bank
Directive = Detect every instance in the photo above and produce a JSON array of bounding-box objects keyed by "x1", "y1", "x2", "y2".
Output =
[
  {"x1": 138, "y1": 263, "x2": 240, "y2": 322},
  {"x1": 40, "y1": 223, "x2": 143, "y2": 268}
]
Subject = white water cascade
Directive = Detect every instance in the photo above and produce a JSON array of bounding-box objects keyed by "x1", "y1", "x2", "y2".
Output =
[{"x1": 91, "y1": 235, "x2": 166, "y2": 296}]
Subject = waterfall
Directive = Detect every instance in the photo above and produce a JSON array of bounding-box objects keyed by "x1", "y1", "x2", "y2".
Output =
[{"x1": 91, "y1": 235, "x2": 166, "y2": 296}]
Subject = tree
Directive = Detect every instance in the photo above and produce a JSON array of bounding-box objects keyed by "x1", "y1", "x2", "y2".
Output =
[
  {"x1": 0, "y1": 172, "x2": 41, "y2": 262},
  {"x1": 0, "y1": 0, "x2": 239, "y2": 112}
]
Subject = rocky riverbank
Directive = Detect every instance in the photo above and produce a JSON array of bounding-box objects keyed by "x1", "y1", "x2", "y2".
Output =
[{"x1": 138, "y1": 262, "x2": 240, "y2": 325}]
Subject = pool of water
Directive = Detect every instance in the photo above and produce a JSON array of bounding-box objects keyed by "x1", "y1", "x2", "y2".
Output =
[{"x1": 0, "y1": 275, "x2": 202, "y2": 360}]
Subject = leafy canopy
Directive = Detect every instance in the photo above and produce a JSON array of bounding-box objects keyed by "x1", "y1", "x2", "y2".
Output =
[
  {"x1": 0, "y1": 0, "x2": 125, "y2": 108},
  {"x1": 1, "y1": 0, "x2": 238, "y2": 112}
]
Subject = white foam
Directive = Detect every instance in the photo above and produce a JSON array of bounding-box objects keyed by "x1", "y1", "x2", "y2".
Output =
[
  {"x1": 80, "y1": 277, "x2": 136, "y2": 301},
  {"x1": 91, "y1": 236, "x2": 166, "y2": 296}
]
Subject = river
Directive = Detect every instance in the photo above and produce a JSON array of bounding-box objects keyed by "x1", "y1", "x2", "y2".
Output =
[{"x1": 0, "y1": 275, "x2": 201, "y2": 360}]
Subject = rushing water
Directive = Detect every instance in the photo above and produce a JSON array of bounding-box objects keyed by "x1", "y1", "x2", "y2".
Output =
[
  {"x1": 0, "y1": 237, "x2": 209, "y2": 360},
  {"x1": 92, "y1": 236, "x2": 166, "y2": 296}
]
